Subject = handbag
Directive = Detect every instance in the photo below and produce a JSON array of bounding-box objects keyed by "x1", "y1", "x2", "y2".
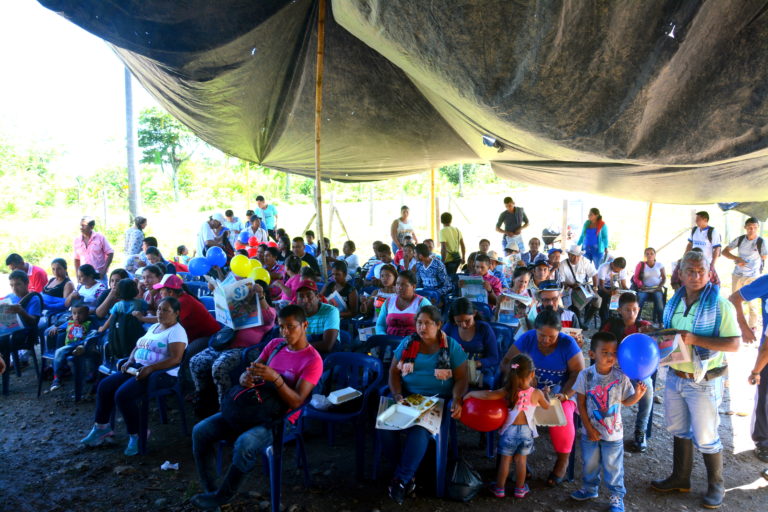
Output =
[
  {"x1": 466, "y1": 358, "x2": 483, "y2": 388},
  {"x1": 220, "y1": 341, "x2": 288, "y2": 432},
  {"x1": 210, "y1": 326, "x2": 235, "y2": 351}
]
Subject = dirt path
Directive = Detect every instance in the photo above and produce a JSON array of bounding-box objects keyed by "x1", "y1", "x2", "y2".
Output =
[{"x1": 1, "y1": 345, "x2": 767, "y2": 512}]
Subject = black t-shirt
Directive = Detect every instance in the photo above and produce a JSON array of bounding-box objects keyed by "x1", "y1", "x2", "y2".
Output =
[{"x1": 496, "y1": 207, "x2": 529, "y2": 232}]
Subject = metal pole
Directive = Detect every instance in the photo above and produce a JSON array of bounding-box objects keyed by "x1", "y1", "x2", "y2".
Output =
[
  {"x1": 314, "y1": 0, "x2": 328, "y2": 277},
  {"x1": 644, "y1": 202, "x2": 653, "y2": 248},
  {"x1": 125, "y1": 67, "x2": 140, "y2": 220},
  {"x1": 430, "y1": 168, "x2": 436, "y2": 240}
]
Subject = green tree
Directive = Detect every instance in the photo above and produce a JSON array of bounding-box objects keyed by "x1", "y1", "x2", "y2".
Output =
[{"x1": 137, "y1": 107, "x2": 197, "y2": 201}]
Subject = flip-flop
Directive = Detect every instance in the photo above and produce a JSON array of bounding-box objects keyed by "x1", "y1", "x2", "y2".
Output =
[{"x1": 546, "y1": 471, "x2": 566, "y2": 487}]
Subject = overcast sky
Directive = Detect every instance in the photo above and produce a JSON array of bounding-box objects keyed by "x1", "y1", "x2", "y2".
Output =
[{"x1": 0, "y1": 0, "x2": 158, "y2": 178}]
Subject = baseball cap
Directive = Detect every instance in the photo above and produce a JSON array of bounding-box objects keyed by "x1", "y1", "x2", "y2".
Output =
[
  {"x1": 547, "y1": 248, "x2": 563, "y2": 255},
  {"x1": 533, "y1": 260, "x2": 551, "y2": 268},
  {"x1": 154, "y1": 274, "x2": 184, "y2": 290},
  {"x1": 537, "y1": 279, "x2": 563, "y2": 292},
  {"x1": 293, "y1": 279, "x2": 318, "y2": 293},
  {"x1": 210, "y1": 212, "x2": 226, "y2": 224}
]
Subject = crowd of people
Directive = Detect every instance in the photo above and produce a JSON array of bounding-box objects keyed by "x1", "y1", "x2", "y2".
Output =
[{"x1": 2, "y1": 195, "x2": 767, "y2": 511}]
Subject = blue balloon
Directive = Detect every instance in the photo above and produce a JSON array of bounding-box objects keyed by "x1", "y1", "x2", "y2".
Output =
[
  {"x1": 238, "y1": 231, "x2": 250, "y2": 244},
  {"x1": 206, "y1": 246, "x2": 227, "y2": 267},
  {"x1": 188, "y1": 256, "x2": 212, "y2": 277},
  {"x1": 618, "y1": 333, "x2": 660, "y2": 380}
]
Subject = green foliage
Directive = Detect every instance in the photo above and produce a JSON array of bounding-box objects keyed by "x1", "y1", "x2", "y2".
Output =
[{"x1": 439, "y1": 163, "x2": 477, "y2": 185}]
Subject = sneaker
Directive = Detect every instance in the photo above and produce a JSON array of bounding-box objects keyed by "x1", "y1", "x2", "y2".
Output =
[
  {"x1": 513, "y1": 484, "x2": 530, "y2": 498},
  {"x1": 388, "y1": 479, "x2": 407, "y2": 505},
  {"x1": 124, "y1": 436, "x2": 139, "y2": 456},
  {"x1": 570, "y1": 488, "x2": 599, "y2": 501},
  {"x1": 756, "y1": 447, "x2": 768, "y2": 463},
  {"x1": 49, "y1": 379, "x2": 62, "y2": 392},
  {"x1": 608, "y1": 495, "x2": 625, "y2": 512},
  {"x1": 489, "y1": 483, "x2": 505, "y2": 498},
  {"x1": 80, "y1": 425, "x2": 113, "y2": 447}
]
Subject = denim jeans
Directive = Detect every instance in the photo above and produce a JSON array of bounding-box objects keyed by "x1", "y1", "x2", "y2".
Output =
[
  {"x1": 664, "y1": 371, "x2": 723, "y2": 453},
  {"x1": 637, "y1": 290, "x2": 664, "y2": 323},
  {"x1": 192, "y1": 412, "x2": 273, "y2": 491},
  {"x1": 579, "y1": 435, "x2": 626, "y2": 498},
  {"x1": 634, "y1": 375, "x2": 654, "y2": 434},
  {"x1": 381, "y1": 425, "x2": 432, "y2": 483}
]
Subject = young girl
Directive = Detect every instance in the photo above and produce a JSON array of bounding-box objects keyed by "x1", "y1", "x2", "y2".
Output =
[
  {"x1": 464, "y1": 353, "x2": 549, "y2": 499},
  {"x1": 274, "y1": 255, "x2": 303, "y2": 302},
  {"x1": 360, "y1": 264, "x2": 397, "y2": 318},
  {"x1": 97, "y1": 279, "x2": 148, "y2": 333}
]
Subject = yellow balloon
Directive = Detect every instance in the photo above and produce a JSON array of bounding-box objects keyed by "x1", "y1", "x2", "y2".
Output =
[
  {"x1": 230, "y1": 254, "x2": 251, "y2": 278},
  {"x1": 248, "y1": 267, "x2": 271, "y2": 285},
  {"x1": 250, "y1": 258, "x2": 262, "y2": 269},
  {"x1": 301, "y1": 261, "x2": 309, "y2": 268}
]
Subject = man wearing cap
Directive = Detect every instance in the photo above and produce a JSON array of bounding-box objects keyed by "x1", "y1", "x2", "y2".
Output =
[
  {"x1": 529, "y1": 259, "x2": 552, "y2": 293},
  {"x1": 496, "y1": 196, "x2": 529, "y2": 252},
  {"x1": 558, "y1": 244, "x2": 600, "y2": 325},
  {"x1": 527, "y1": 280, "x2": 582, "y2": 345},
  {"x1": 74, "y1": 216, "x2": 114, "y2": 278},
  {"x1": 197, "y1": 213, "x2": 226, "y2": 257},
  {"x1": 294, "y1": 279, "x2": 340, "y2": 353}
]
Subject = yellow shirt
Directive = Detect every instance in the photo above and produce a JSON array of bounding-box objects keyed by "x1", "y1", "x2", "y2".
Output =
[{"x1": 439, "y1": 226, "x2": 462, "y2": 262}]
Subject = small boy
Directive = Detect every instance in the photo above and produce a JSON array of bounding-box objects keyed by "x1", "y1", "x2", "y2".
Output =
[
  {"x1": 305, "y1": 230, "x2": 317, "y2": 256},
  {"x1": 473, "y1": 253, "x2": 502, "y2": 306},
  {"x1": 50, "y1": 305, "x2": 93, "y2": 391},
  {"x1": 175, "y1": 245, "x2": 191, "y2": 265},
  {"x1": 600, "y1": 292, "x2": 654, "y2": 452},
  {"x1": 572, "y1": 332, "x2": 647, "y2": 512}
]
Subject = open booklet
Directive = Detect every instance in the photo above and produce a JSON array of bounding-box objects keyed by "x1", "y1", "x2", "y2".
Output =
[
  {"x1": 458, "y1": 275, "x2": 488, "y2": 303},
  {"x1": 496, "y1": 292, "x2": 531, "y2": 326},
  {"x1": 205, "y1": 273, "x2": 263, "y2": 330},
  {"x1": 648, "y1": 329, "x2": 691, "y2": 366},
  {"x1": 0, "y1": 300, "x2": 23, "y2": 337}
]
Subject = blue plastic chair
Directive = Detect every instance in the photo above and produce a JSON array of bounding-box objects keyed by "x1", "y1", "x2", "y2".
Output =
[
  {"x1": 199, "y1": 295, "x2": 215, "y2": 310},
  {"x1": 185, "y1": 281, "x2": 212, "y2": 298},
  {"x1": 2, "y1": 325, "x2": 41, "y2": 396},
  {"x1": 332, "y1": 330, "x2": 353, "y2": 352},
  {"x1": 416, "y1": 288, "x2": 441, "y2": 306},
  {"x1": 216, "y1": 408, "x2": 311, "y2": 512},
  {"x1": 137, "y1": 365, "x2": 189, "y2": 455},
  {"x1": 489, "y1": 322, "x2": 518, "y2": 359},
  {"x1": 304, "y1": 353, "x2": 383, "y2": 479},
  {"x1": 371, "y1": 396, "x2": 458, "y2": 497},
  {"x1": 471, "y1": 301, "x2": 494, "y2": 322},
  {"x1": 358, "y1": 334, "x2": 403, "y2": 368}
]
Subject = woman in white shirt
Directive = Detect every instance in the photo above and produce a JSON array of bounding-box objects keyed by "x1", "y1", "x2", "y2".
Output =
[
  {"x1": 390, "y1": 205, "x2": 418, "y2": 253},
  {"x1": 631, "y1": 247, "x2": 666, "y2": 324},
  {"x1": 79, "y1": 296, "x2": 188, "y2": 456}
]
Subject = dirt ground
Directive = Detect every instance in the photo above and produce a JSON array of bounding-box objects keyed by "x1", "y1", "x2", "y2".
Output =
[{"x1": 1, "y1": 343, "x2": 767, "y2": 512}]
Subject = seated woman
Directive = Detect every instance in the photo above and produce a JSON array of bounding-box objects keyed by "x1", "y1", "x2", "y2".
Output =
[
  {"x1": 375, "y1": 270, "x2": 431, "y2": 336},
  {"x1": 385, "y1": 305, "x2": 468, "y2": 504},
  {"x1": 321, "y1": 261, "x2": 358, "y2": 319},
  {"x1": 190, "y1": 280, "x2": 275, "y2": 413},
  {"x1": 64, "y1": 264, "x2": 107, "y2": 314},
  {"x1": 138, "y1": 264, "x2": 164, "y2": 317},
  {"x1": 95, "y1": 269, "x2": 131, "y2": 319},
  {"x1": 442, "y1": 298, "x2": 499, "y2": 384},
  {"x1": 500, "y1": 308, "x2": 585, "y2": 487},
  {"x1": 145, "y1": 246, "x2": 177, "y2": 275},
  {"x1": 79, "y1": 296, "x2": 187, "y2": 456},
  {"x1": 0, "y1": 270, "x2": 43, "y2": 391},
  {"x1": 190, "y1": 305, "x2": 322, "y2": 510},
  {"x1": 43, "y1": 258, "x2": 75, "y2": 304},
  {"x1": 359, "y1": 263, "x2": 397, "y2": 319},
  {"x1": 510, "y1": 266, "x2": 534, "y2": 300},
  {"x1": 276, "y1": 235, "x2": 292, "y2": 264},
  {"x1": 632, "y1": 247, "x2": 666, "y2": 324}
]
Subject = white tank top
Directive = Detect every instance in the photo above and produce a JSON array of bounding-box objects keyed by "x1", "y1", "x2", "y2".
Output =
[{"x1": 397, "y1": 219, "x2": 414, "y2": 244}]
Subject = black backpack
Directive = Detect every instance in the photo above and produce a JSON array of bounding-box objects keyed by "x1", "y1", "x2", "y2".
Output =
[
  {"x1": 691, "y1": 226, "x2": 714, "y2": 243},
  {"x1": 220, "y1": 341, "x2": 289, "y2": 433},
  {"x1": 106, "y1": 312, "x2": 146, "y2": 360},
  {"x1": 735, "y1": 234, "x2": 765, "y2": 272}
]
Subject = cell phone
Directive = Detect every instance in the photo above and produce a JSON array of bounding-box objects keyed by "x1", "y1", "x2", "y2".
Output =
[{"x1": 126, "y1": 367, "x2": 139, "y2": 376}]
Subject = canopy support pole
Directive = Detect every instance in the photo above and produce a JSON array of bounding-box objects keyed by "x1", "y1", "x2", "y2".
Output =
[
  {"x1": 314, "y1": 0, "x2": 328, "y2": 276},
  {"x1": 430, "y1": 168, "x2": 436, "y2": 240},
  {"x1": 562, "y1": 200, "x2": 568, "y2": 250},
  {"x1": 644, "y1": 202, "x2": 653, "y2": 248},
  {"x1": 125, "y1": 67, "x2": 140, "y2": 220}
]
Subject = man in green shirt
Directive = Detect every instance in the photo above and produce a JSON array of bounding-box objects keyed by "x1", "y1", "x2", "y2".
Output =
[{"x1": 651, "y1": 251, "x2": 740, "y2": 510}]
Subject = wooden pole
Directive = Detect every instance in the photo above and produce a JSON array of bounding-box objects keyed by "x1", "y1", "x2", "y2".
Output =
[
  {"x1": 561, "y1": 199, "x2": 568, "y2": 250},
  {"x1": 314, "y1": 0, "x2": 328, "y2": 277},
  {"x1": 644, "y1": 202, "x2": 653, "y2": 248},
  {"x1": 430, "y1": 168, "x2": 436, "y2": 240},
  {"x1": 125, "y1": 67, "x2": 141, "y2": 221}
]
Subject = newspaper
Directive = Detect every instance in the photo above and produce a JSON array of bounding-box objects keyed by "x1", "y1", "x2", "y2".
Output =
[
  {"x1": 609, "y1": 289, "x2": 635, "y2": 310},
  {"x1": 326, "y1": 289, "x2": 347, "y2": 312},
  {"x1": 208, "y1": 274, "x2": 263, "y2": 330},
  {"x1": 458, "y1": 275, "x2": 488, "y2": 303},
  {"x1": 375, "y1": 396, "x2": 444, "y2": 436},
  {"x1": 651, "y1": 330, "x2": 691, "y2": 366},
  {"x1": 0, "y1": 300, "x2": 23, "y2": 337},
  {"x1": 496, "y1": 292, "x2": 530, "y2": 326}
]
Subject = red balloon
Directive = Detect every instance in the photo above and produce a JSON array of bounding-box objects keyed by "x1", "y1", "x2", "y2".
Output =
[
  {"x1": 460, "y1": 397, "x2": 508, "y2": 432},
  {"x1": 247, "y1": 247, "x2": 258, "y2": 258},
  {"x1": 234, "y1": 242, "x2": 247, "y2": 251},
  {"x1": 267, "y1": 241, "x2": 278, "y2": 248},
  {"x1": 248, "y1": 236, "x2": 258, "y2": 247}
]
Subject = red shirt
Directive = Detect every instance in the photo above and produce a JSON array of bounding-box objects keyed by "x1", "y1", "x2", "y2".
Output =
[
  {"x1": 482, "y1": 273, "x2": 503, "y2": 296},
  {"x1": 178, "y1": 293, "x2": 220, "y2": 341},
  {"x1": 600, "y1": 318, "x2": 652, "y2": 341},
  {"x1": 27, "y1": 264, "x2": 48, "y2": 293}
]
